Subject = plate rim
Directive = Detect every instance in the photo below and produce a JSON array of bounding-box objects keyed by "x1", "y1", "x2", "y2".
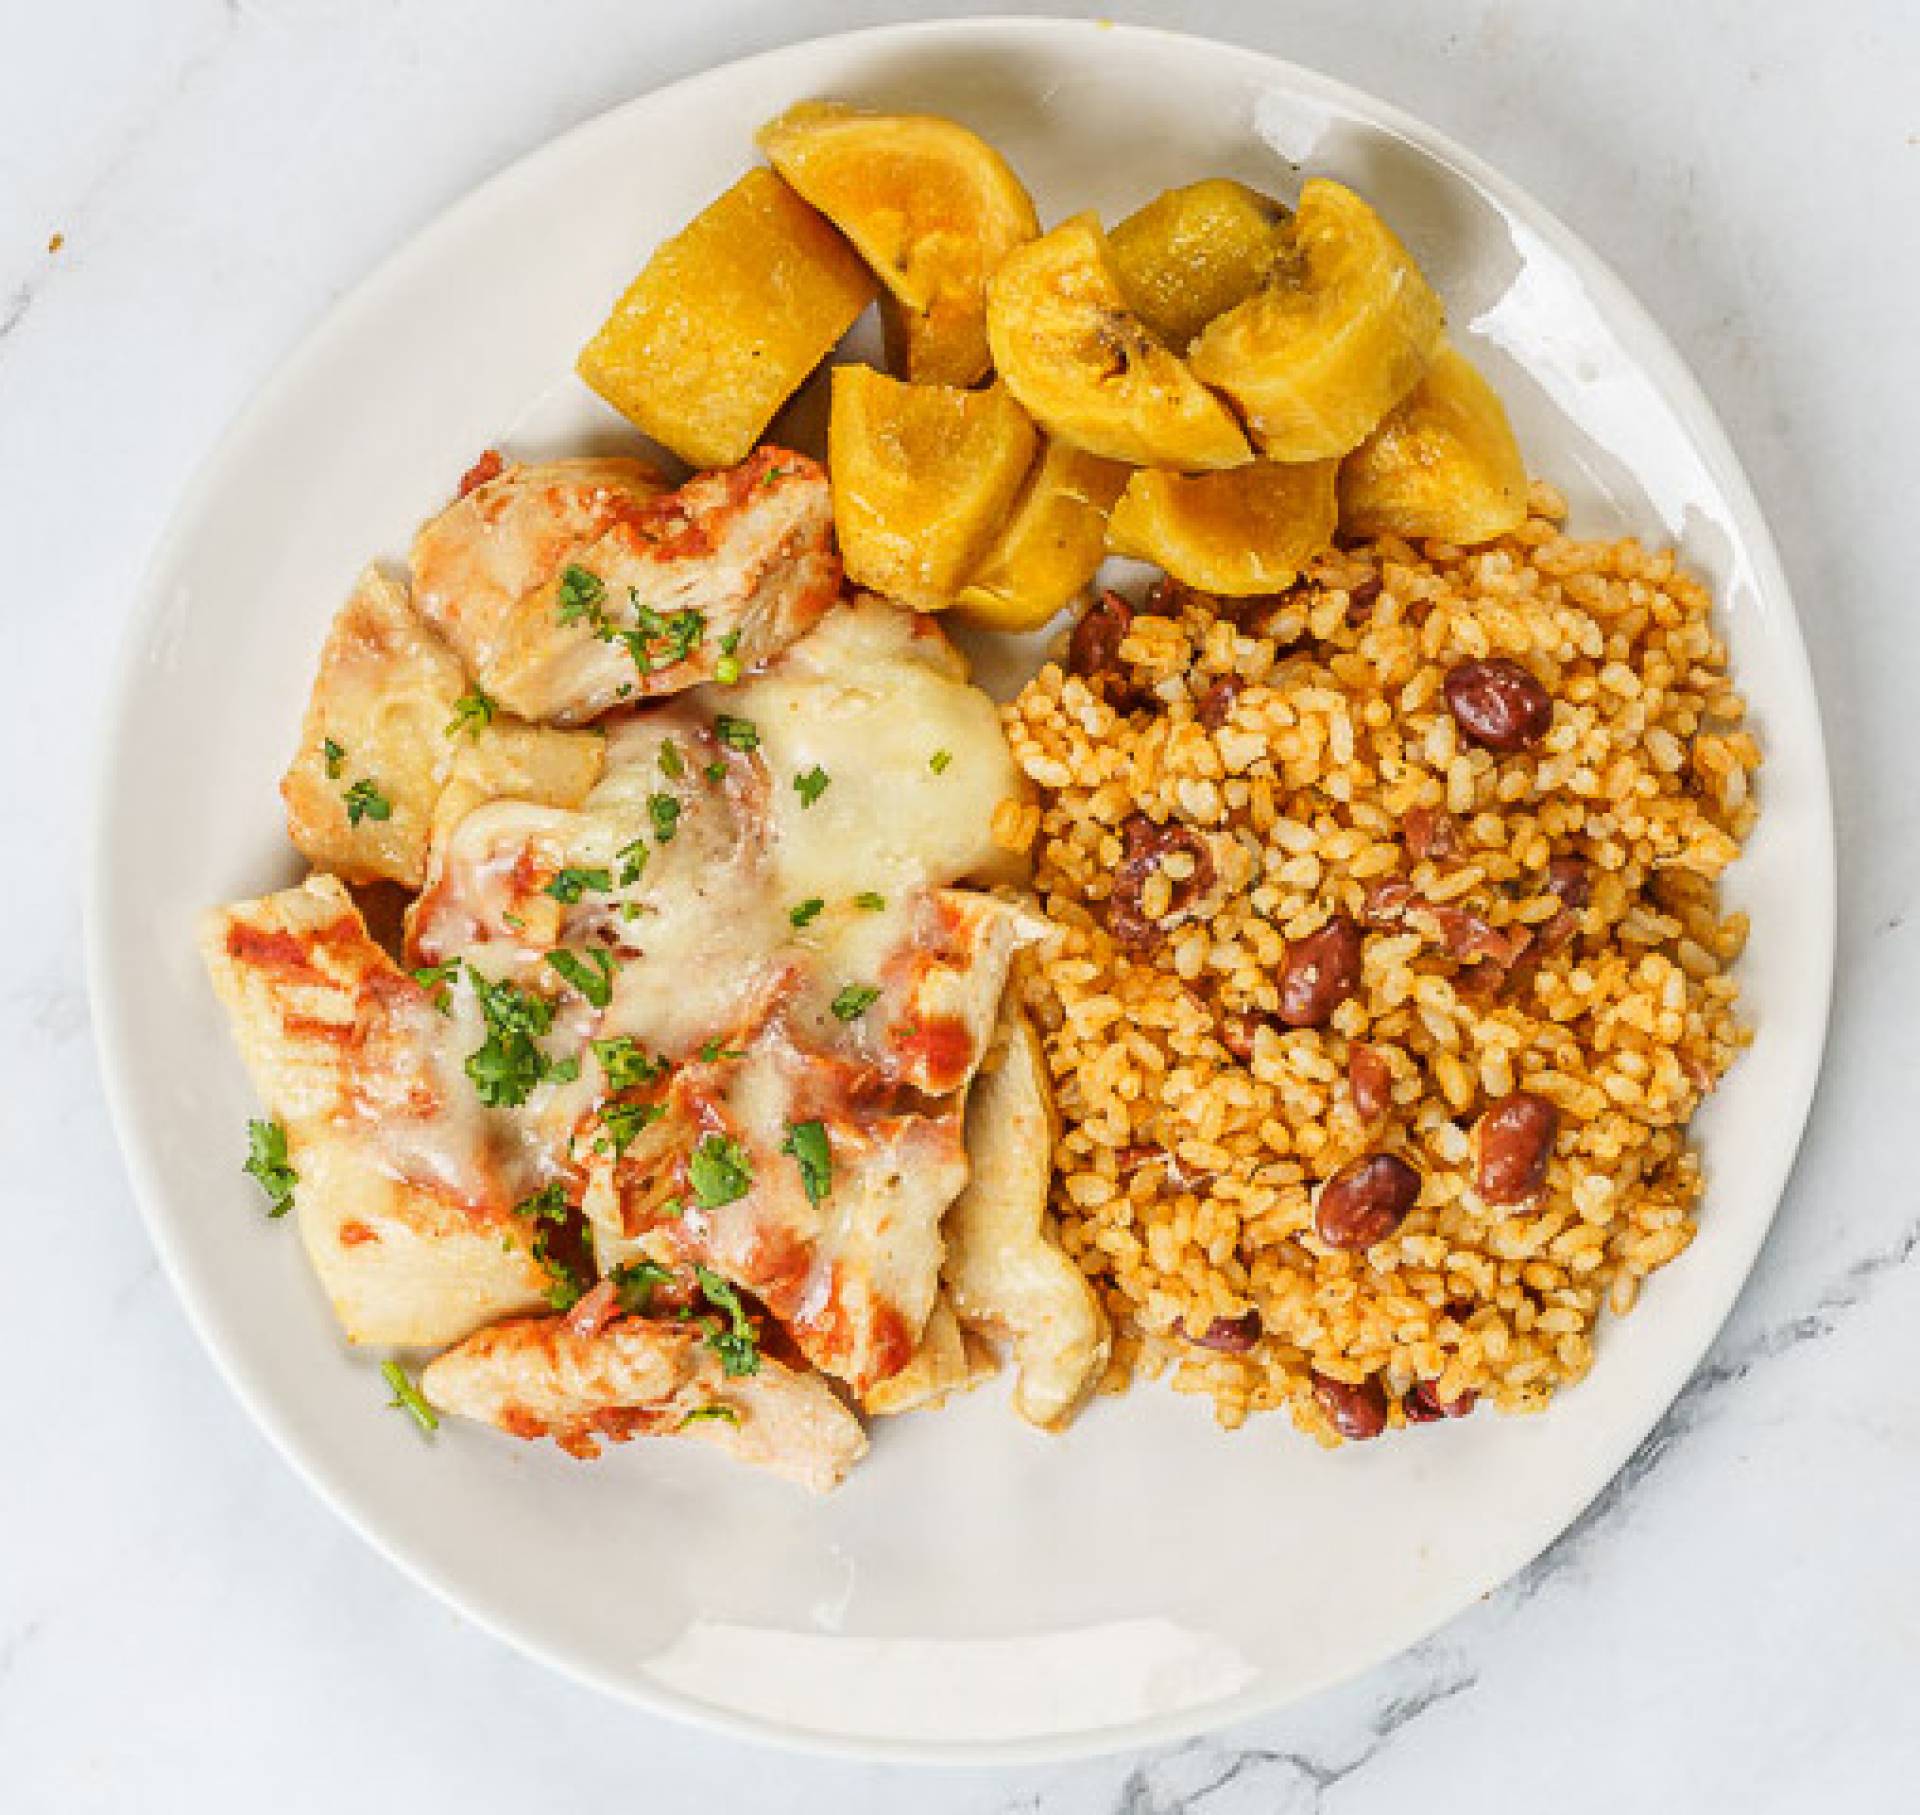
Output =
[{"x1": 85, "y1": 13, "x2": 1837, "y2": 1765}]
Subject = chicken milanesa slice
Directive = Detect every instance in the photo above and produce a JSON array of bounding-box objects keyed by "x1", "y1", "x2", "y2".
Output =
[
  {"x1": 200, "y1": 875, "x2": 551, "y2": 1346},
  {"x1": 410, "y1": 446, "x2": 839, "y2": 725},
  {"x1": 862, "y1": 1293, "x2": 997, "y2": 1417},
  {"x1": 281, "y1": 565, "x2": 468, "y2": 890},
  {"x1": 420, "y1": 1312, "x2": 868, "y2": 1493},
  {"x1": 591, "y1": 890, "x2": 1047, "y2": 1397}
]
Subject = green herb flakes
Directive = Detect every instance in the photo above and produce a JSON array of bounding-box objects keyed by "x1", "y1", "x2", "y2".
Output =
[
  {"x1": 715, "y1": 714, "x2": 760, "y2": 753},
  {"x1": 545, "y1": 946, "x2": 617, "y2": 1008},
  {"x1": 243, "y1": 1119, "x2": 297, "y2": 1217},
  {"x1": 693, "y1": 1264, "x2": 761, "y2": 1377},
  {"x1": 592, "y1": 1036, "x2": 668, "y2": 1091},
  {"x1": 782, "y1": 1119, "x2": 832, "y2": 1206},
  {"x1": 688, "y1": 1135, "x2": 752, "y2": 1209},
  {"x1": 544, "y1": 866, "x2": 611, "y2": 904},
  {"x1": 830, "y1": 983, "x2": 881, "y2": 1022},
  {"x1": 445, "y1": 688, "x2": 496, "y2": 739},
  {"x1": 343, "y1": 778, "x2": 392, "y2": 826},
  {"x1": 381, "y1": 1360, "x2": 438, "y2": 1435},
  {"x1": 557, "y1": 565, "x2": 606, "y2": 624}
]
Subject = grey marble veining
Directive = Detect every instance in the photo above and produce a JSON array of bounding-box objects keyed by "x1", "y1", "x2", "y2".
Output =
[{"x1": 5, "y1": 2, "x2": 1917, "y2": 1810}]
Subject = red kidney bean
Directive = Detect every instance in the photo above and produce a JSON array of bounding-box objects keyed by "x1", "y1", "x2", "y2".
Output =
[
  {"x1": 1403, "y1": 805, "x2": 1462, "y2": 863},
  {"x1": 1474, "y1": 1092, "x2": 1559, "y2": 1204},
  {"x1": 1545, "y1": 856, "x2": 1590, "y2": 911},
  {"x1": 1114, "y1": 1143, "x2": 1160, "y2": 1179},
  {"x1": 1196, "y1": 675, "x2": 1243, "y2": 729},
  {"x1": 1312, "y1": 1370, "x2": 1388, "y2": 1441},
  {"x1": 1145, "y1": 575, "x2": 1199, "y2": 614},
  {"x1": 1068, "y1": 588, "x2": 1132, "y2": 676},
  {"x1": 1219, "y1": 1013, "x2": 1261, "y2": 1063},
  {"x1": 1067, "y1": 590, "x2": 1153, "y2": 709},
  {"x1": 1314, "y1": 1152, "x2": 1422, "y2": 1249},
  {"x1": 1536, "y1": 856, "x2": 1590, "y2": 954},
  {"x1": 1343, "y1": 575, "x2": 1384, "y2": 623},
  {"x1": 1189, "y1": 1311, "x2": 1262, "y2": 1353},
  {"x1": 1277, "y1": 916, "x2": 1365, "y2": 1027},
  {"x1": 1347, "y1": 1045, "x2": 1394, "y2": 1121},
  {"x1": 1444, "y1": 657, "x2": 1554, "y2": 752},
  {"x1": 1404, "y1": 1381, "x2": 1478, "y2": 1424},
  {"x1": 1362, "y1": 879, "x2": 1416, "y2": 926},
  {"x1": 1427, "y1": 903, "x2": 1532, "y2": 969},
  {"x1": 1107, "y1": 815, "x2": 1215, "y2": 949}
]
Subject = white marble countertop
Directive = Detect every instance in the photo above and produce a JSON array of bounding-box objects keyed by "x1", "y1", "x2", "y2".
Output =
[{"x1": 6, "y1": 1, "x2": 1915, "y2": 1807}]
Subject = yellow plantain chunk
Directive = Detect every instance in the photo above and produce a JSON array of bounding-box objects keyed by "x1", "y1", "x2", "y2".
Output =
[
  {"x1": 577, "y1": 169, "x2": 876, "y2": 469},
  {"x1": 1108, "y1": 178, "x2": 1290, "y2": 349},
  {"x1": 986, "y1": 214, "x2": 1252, "y2": 471},
  {"x1": 1188, "y1": 179, "x2": 1445, "y2": 462},
  {"x1": 758, "y1": 102, "x2": 1039, "y2": 388},
  {"x1": 1107, "y1": 460, "x2": 1338, "y2": 596},
  {"x1": 828, "y1": 365, "x2": 1039, "y2": 611},
  {"x1": 1337, "y1": 345, "x2": 1528, "y2": 544},
  {"x1": 952, "y1": 438, "x2": 1129, "y2": 631}
]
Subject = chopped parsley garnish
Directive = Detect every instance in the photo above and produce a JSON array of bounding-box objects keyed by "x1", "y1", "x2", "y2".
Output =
[
  {"x1": 714, "y1": 714, "x2": 760, "y2": 753},
  {"x1": 789, "y1": 897, "x2": 825, "y2": 928},
  {"x1": 688, "y1": 1135, "x2": 752, "y2": 1209},
  {"x1": 610, "y1": 601, "x2": 706, "y2": 677},
  {"x1": 532, "y1": 1228, "x2": 588, "y2": 1311},
  {"x1": 546, "y1": 866, "x2": 611, "y2": 905},
  {"x1": 705, "y1": 761, "x2": 728, "y2": 783},
  {"x1": 720, "y1": 630, "x2": 742, "y2": 657},
  {"x1": 648, "y1": 793, "x2": 681, "y2": 844},
  {"x1": 556, "y1": 564, "x2": 606, "y2": 624},
  {"x1": 714, "y1": 655, "x2": 743, "y2": 686},
  {"x1": 381, "y1": 1360, "x2": 438, "y2": 1435},
  {"x1": 501, "y1": 911, "x2": 526, "y2": 932},
  {"x1": 698, "y1": 1038, "x2": 745, "y2": 1064},
  {"x1": 693, "y1": 1264, "x2": 761, "y2": 1377},
  {"x1": 410, "y1": 959, "x2": 460, "y2": 1013},
  {"x1": 546, "y1": 946, "x2": 617, "y2": 1008},
  {"x1": 679, "y1": 1403, "x2": 739, "y2": 1428},
  {"x1": 854, "y1": 891, "x2": 887, "y2": 912},
  {"x1": 793, "y1": 765, "x2": 830, "y2": 808},
  {"x1": 513, "y1": 1182, "x2": 571, "y2": 1223},
  {"x1": 654, "y1": 606, "x2": 706, "y2": 666},
  {"x1": 601, "y1": 1098, "x2": 665, "y2": 1157},
  {"x1": 782, "y1": 1120, "x2": 832, "y2": 1206},
  {"x1": 658, "y1": 738, "x2": 685, "y2": 780},
  {"x1": 343, "y1": 778, "x2": 392, "y2": 826},
  {"x1": 593, "y1": 1036, "x2": 668, "y2": 1091},
  {"x1": 465, "y1": 973, "x2": 559, "y2": 1108},
  {"x1": 830, "y1": 983, "x2": 881, "y2": 1022},
  {"x1": 929, "y1": 749, "x2": 953, "y2": 775},
  {"x1": 321, "y1": 737, "x2": 345, "y2": 779},
  {"x1": 616, "y1": 837, "x2": 649, "y2": 887},
  {"x1": 611, "y1": 1258, "x2": 673, "y2": 1316},
  {"x1": 446, "y1": 687, "x2": 496, "y2": 738},
  {"x1": 243, "y1": 1119, "x2": 297, "y2": 1217},
  {"x1": 546, "y1": 1053, "x2": 581, "y2": 1084}
]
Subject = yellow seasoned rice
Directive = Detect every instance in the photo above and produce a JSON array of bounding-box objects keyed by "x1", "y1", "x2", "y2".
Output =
[{"x1": 1001, "y1": 483, "x2": 1759, "y2": 1444}]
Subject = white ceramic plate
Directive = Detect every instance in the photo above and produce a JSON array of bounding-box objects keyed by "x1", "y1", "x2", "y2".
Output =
[{"x1": 89, "y1": 18, "x2": 1833, "y2": 1763}]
